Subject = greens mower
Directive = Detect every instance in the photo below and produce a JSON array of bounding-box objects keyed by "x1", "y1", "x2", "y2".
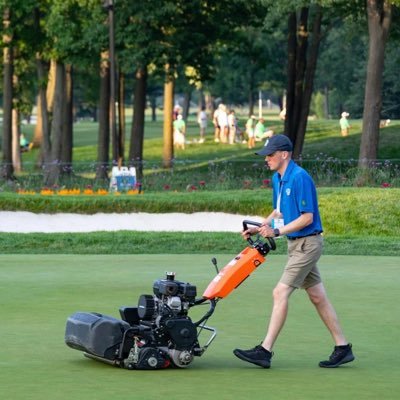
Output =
[{"x1": 65, "y1": 221, "x2": 276, "y2": 370}]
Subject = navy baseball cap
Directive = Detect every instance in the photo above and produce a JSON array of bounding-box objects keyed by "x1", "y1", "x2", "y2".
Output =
[{"x1": 255, "y1": 134, "x2": 293, "y2": 156}]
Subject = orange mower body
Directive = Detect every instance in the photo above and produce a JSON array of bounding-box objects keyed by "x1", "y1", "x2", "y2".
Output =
[{"x1": 203, "y1": 246, "x2": 266, "y2": 300}]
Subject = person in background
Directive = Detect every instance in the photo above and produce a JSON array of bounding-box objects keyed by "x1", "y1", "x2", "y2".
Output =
[
  {"x1": 245, "y1": 115, "x2": 256, "y2": 149},
  {"x1": 173, "y1": 105, "x2": 181, "y2": 121},
  {"x1": 217, "y1": 103, "x2": 229, "y2": 143},
  {"x1": 213, "y1": 106, "x2": 220, "y2": 143},
  {"x1": 254, "y1": 118, "x2": 266, "y2": 142},
  {"x1": 173, "y1": 114, "x2": 186, "y2": 150},
  {"x1": 339, "y1": 112, "x2": 350, "y2": 137},
  {"x1": 197, "y1": 106, "x2": 208, "y2": 143},
  {"x1": 227, "y1": 109, "x2": 237, "y2": 145},
  {"x1": 233, "y1": 134, "x2": 355, "y2": 370},
  {"x1": 20, "y1": 133, "x2": 32, "y2": 152},
  {"x1": 255, "y1": 118, "x2": 274, "y2": 143}
]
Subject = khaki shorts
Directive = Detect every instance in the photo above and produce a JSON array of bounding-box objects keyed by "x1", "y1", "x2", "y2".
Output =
[{"x1": 280, "y1": 234, "x2": 323, "y2": 289}]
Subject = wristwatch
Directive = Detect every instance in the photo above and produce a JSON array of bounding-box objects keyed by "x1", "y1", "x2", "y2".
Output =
[{"x1": 273, "y1": 228, "x2": 280, "y2": 237}]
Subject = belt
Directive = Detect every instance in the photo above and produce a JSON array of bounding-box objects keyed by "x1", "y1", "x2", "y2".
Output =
[{"x1": 287, "y1": 232, "x2": 322, "y2": 241}]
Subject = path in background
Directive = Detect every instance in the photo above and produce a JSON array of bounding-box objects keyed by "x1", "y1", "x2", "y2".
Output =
[{"x1": 0, "y1": 211, "x2": 262, "y2": 233}]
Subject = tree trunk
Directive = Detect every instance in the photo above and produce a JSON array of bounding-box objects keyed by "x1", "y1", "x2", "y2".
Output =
[
  {"x1": 163, "y1": 65, "x2": 174, "y2": 168},
  {"x1": 61, "y1": 64, "x2": 73, "y2": 175},
  {"x1": 359, "y1": 0, "x2": 392, "y2": 168},
  {"x1": 291, "y1": 8, "x2": 309, "y2": 149},
  {"x1": 46, "y1": 60, "x2": 57, "y2": 113},
  {"x1": 12, "y1": 108, "x2": 21, "y2": 173},
  {"x1": 118, "y1": 71, "x2": 125, "y2": 164},
  {"x1": 248, "y1": 91, "x2": 254, "y2": 116},
  {"x1": 294, "y1": 6, "x2": 322, "y2": 159},
  {"x1": 32, "y1": 93, "x2": 43, "y2": 148},
  {"x1": 1, "y1": 8, "x2": 14, "y2": 182},
  {"x1": 284, "y1": 12, "x2": 297, "y2": 141},
  {"x1": 32, "y1": 43, "x2": 55, "y2": 153},
  {"x1": 44, "y1": 61, "x2": 65, "y2": 187},
  {"x1": 150, "y1": 95, "x2": 157, "y2": 121},
  {"x1": 198, "y1": 90, "x2": 205, "y2": 110},
  {"x1": 32, "y1": 7, "x2": 44, "y2": 150},
  {"x1": 36, "y1": 55, "x2": 51, "y2": 167},
  {"x1": 323, "y1": 85, "x2": 329, "y2": 118},
  {"x1": 129, "y1": 66, "x2": 147, "y2": 181},
  {"x1": 96, "y1": 51, "x2": 110, "y2": 180}
]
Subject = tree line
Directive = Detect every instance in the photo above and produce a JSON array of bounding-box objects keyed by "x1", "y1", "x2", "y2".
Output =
[{"x1": 1, "y1": 0, "x2": 398, "y2": 186}]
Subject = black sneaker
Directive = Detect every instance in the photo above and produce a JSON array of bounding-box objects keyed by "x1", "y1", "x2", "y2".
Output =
[
  {"x1": 319, "y1": 344, "x2": 355, "y2": 368},
  {"x1": 233, "y1": 344, "x2": 272, "y2": 368}
]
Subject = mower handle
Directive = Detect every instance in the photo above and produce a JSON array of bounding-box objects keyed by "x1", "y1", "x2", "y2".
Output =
[{"x1": 242, "y1": 220, "x2": 276, "y2": 252}]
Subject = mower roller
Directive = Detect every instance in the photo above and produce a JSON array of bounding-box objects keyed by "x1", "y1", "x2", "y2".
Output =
[{"x1": 65, "y1": 220, "x2": 276, "y2": 370}]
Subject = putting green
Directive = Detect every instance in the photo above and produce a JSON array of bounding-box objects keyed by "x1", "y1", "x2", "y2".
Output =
[{"x1": 0, "y1": 254, "x2": 399, "y2": 400}]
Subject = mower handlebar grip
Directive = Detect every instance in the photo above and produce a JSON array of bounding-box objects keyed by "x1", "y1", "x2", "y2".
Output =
[{"x1": 242, "y1": 220, "x2": 276, "y2": 252}]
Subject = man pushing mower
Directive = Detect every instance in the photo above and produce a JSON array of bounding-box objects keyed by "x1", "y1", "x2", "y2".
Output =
[{"x1": 234, "y1": 135, "x2": 355, "y2": 369}]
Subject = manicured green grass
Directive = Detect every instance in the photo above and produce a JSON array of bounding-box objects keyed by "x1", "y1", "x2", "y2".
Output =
[
  {"x1": 0, "y1": 254, "x2": 399, "y2": 400},
  {"x1": 0, "y1": 231, "x2": 399, "y2": 256}
]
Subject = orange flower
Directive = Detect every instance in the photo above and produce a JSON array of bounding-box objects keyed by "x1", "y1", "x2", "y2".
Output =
[
  {"x1": 96, "y1": 189, "x2": 108, "y2": 195},
  {"x1": 40, "y1": 188, "x2": 54, "y2": 195}
]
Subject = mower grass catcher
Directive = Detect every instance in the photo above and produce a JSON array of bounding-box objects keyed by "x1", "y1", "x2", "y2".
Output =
[{"x1": 65, "y1": 221, "x2": 276, "y2": 370}]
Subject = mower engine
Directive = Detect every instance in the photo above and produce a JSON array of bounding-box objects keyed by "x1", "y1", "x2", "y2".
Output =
[{"x1": 65, "y1": 272, "x2": 216, "y2": 370}]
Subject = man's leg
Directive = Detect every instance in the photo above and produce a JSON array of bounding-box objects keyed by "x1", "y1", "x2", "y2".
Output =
[
  {"x1": 306, "y1": 282, "x2": 347, "y2": 345},
  {"x1": 308, "y1": 283, "x2": 355, "y2": 367},
  {"x1": 262, "y1": 282, "x2": 295, "y2": 351},
  {"x1": 233, "y1": 282, "x2": 294, "y2": 368}
]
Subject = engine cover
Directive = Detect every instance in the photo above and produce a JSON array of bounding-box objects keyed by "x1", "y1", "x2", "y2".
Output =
[{"x1": 164, "y1": 318, "x2": 198, "y2": 349}]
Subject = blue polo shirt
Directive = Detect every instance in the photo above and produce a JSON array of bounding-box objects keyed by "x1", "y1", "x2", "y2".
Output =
[{"x1": 272, "y1": 160, "x2": 322, "y2": 238}]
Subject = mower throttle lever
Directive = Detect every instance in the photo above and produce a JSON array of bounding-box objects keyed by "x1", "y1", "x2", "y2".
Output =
[{"x1": 242, "y1": 220, "x2": 276, "y2": 252}]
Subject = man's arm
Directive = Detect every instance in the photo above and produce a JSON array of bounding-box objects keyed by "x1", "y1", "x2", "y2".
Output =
[{"x1": 258, "y1": 212, "x2": 313, "y2": 238}]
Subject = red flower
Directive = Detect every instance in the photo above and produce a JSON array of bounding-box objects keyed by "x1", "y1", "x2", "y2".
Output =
[
  {"x1": 199, "y1": 180, "x2": 206, "y2": 186},
  {"x1": 163, "y1": 184, "x2": 171, "y2": 190},
  {"x1": 262, "y1": 179, "x2": 270, "y2": 185},
  {"x1": 381, "y1": 182, "x2": 391, "y2": 188}
]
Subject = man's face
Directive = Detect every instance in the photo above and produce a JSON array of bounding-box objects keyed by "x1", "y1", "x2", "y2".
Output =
[{"x1": 265, "y1": 151, "x2": 286, "y2": 170}]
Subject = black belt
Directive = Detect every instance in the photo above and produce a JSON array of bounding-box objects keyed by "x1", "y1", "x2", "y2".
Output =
[{"x1": 287, "y1": 232, "x2": 322, "y2": 241}]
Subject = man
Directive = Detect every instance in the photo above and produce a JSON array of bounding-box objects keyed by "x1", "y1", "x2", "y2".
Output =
[
  {"x1": 233, "y1": 135, "x2": 355, "y2": 369},
  {"x1": 339, "y1": 112, "x2": 350, "y2": 136},
  {"x1": 173, "y1": 114, "x2": 186, "y2": 150},
  {"x1": 245, "y1": 115, "x2": 256, "y2": 149}
]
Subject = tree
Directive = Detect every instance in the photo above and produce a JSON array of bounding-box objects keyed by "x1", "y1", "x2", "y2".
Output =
[
  {"x1": 1, "y1": 7, "x2": 14, "y2": 182},
  {"x1": 96, "y1": 51, "x2": 110, "y2": 180},
  {"x1": 359, "y1": 0, "x2": 392, "y2": 168},
  {"x1": 1, "y1": 0, "x2": 38, "y2": 181},
  {"x1": 283, "y1": 5, "x2": 323, "y2": 158},
  {"x1": 129, "y1": 66, "x2": 147, "y2": 180}
]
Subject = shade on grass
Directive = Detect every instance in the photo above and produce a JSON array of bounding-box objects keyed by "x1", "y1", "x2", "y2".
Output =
[{"x1": 0, "y1": 254, "x2": 399, "y2": 400}]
